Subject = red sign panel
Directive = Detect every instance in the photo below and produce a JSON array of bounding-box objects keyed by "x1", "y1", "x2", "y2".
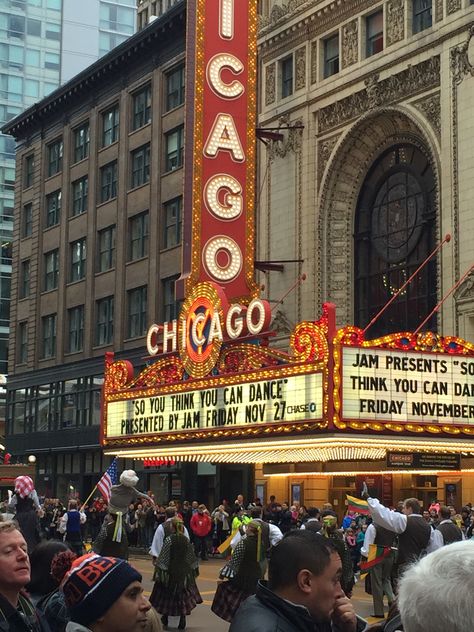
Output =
[{"x1": 178, "y1": 0, "x2": 259, "y2": 303}]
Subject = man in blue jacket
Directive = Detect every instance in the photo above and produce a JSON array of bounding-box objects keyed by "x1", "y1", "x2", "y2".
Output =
[{"x1": 230, "y1": 530, "x2": 366, "y2": 632}]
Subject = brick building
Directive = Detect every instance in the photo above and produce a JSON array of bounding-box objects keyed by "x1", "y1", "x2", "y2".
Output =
[{"x1": 2, "y1": 4, "x2": 187, "y2": 500}]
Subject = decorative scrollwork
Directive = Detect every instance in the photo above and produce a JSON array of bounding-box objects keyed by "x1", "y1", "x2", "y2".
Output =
[
  {"x1": 290, "y1": 305, "x2": 330, "y2": 363},
  {"x1": 133, "y1": 357, "x2": 185, "y2": 388},
  {"x1": 218, "y1": 344, "x2": 291, "y2": 374},
  {"x1": 104, "y1": 360, "x2": 134, "y2": 391}
]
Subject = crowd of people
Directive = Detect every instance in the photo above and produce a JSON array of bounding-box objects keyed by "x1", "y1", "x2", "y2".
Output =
[{"x1": 1, "y1": 472, "x2": 474, "y2": 632}]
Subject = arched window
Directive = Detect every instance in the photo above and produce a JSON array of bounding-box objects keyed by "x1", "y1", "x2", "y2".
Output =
[{"x1": 354, "y1": 143, "x2": 437, "y2": 337}]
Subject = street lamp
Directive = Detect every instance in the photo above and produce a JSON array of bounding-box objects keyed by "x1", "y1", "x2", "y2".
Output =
[{"x1": 28, "y1": 455, "x2": 36, "y2": 464}]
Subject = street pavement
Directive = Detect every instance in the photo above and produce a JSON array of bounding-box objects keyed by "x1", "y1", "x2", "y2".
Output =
[{"x1": 130, "y1": 552, "x2": 387, "y2": 630}]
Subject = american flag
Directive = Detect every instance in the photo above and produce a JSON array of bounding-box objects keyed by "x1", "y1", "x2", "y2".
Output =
[{"x1": 96, "y1": 458, "x2": 118, "y2": 502}]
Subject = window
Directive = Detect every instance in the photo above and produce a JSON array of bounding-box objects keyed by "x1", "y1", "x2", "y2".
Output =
[
  {"x1": 127, "y1": 286, "x2": 147, "y2": 338},
  {"x1": 70, "y1": 238, "x2": 86, "y2": 282},
  {"x1": 163, "y1": 276, "x2": 181, "y2": 322},
  {"x1": 45, "y1": 52, "x2": 59, "y2": 70},
  {"x1": 45, "y1": 23, "x2": 61, "y2": 40},
  {"x1": 100, "y1": 161, "x2": 118, "y2": 202},
  {"x1": 25, "y1": 79, "x2": 39, "y2": 98},
  {"x1": 0, "y1": 241, "x2": 11, "y2": 265},
  {"x1": 166, "y1": 64, "x2": 185, "y2": 111},
  {"x1": 165, "y1": 126, "x2": 184, "y2": 171},
  {"x1": 73, "y1": 123, "x2": 89, "y2": 163},
  {"x1": 366, "y1": 11, "x2": 383, "y2": 57},
  {"x1": 412, "y1": 0, "x2": 432, "y2": 35},
  {"x1": 22, "y1": 203, "x2": 32, "y2": 238},
  {"x1": 68, "y1": 305, "x2": 84, "y2": 353},
  {"x1": 44, "y1": 249, "x2": 59, "y2": 291},
  {"x1": 46, "y1": 190, "x2": 61, "y2": 227},
  {"x1": 18, "y1": 321, "x2": 27, "y2": 364},
  {"x1": 324, "y1": 34, "x2": 339, "y2": 78},
  {"x1": 102, "y1": 106, "x2": 119, "y2": 147},
  {"x1": 47, "y1": 140, "x2": 63, "y2": 177},
  {"x1": 0, "y1": 75, "x2": 22, "y2": 102},
  {"x1": 129, "y1": 212, "x2": 149, "y2": 260},
  {"x1": 132, "y1": 85, "x2": 152, "y2": 130},
  {"x1": 280, "y1": 55, "x2": 293, "y2": 98},
  {"x1": 96, "y1": 297, "x2": 114, "y2": 346},
  {"x1": 97, "y1": 225, "x2": 116, "y2": 272},
  {"x1": 20, "y1": 260, "x2": 30, "y2": 299},
  {"x1": 42, "y1": 314, "x2": 57, "y2": 358},
  {"x1": 24, "y1": 154, "x2": 34, "y2": 188},
  {"x1": 0, "y1": 43, "x2": 23, "y2": 67},
  {"x1": 25, "y1": 49, "x2": 40, "y2": 67},
  {"x1": 354, "y1": 144, "x2": 437, "y2": 337},
  {"x1": 99, "y1": 4, "x2": 135, "y2": 34},
  {"x1": 8, "y1": 15, "x2": 25, "y2": 39},
  {"x1": 99, "y1": 32, "x2": 128, "y2": 56},
  {"x1": 72, "y1": 176, "x2": 88, "y2": 216},
  {"x1": 163, "y1": 197, "x2": 182, "y2": 249},
  {"x1": 27, "y1": 19, "x2": 41, "y2": 37},
  {"x1": 131, "y1": 144, "x2": 150, "y2": 188}
]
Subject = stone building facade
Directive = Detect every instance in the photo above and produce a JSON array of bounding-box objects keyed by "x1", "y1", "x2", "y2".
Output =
[{"x1": 257, "y1": 0, "x2": 474, "y2": 342}]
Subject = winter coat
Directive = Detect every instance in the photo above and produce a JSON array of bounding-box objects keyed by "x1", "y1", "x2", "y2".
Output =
[
  {"x1": 190, "y1": 512, "x2": 212, "y2": 537},
  {"x1": 229, "y1": 581, "x2": 367, "y2": 632}
]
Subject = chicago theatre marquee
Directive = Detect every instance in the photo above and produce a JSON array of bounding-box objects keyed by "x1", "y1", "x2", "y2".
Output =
[{"x1": 101, "y1": 0, "x2": 474, "y2": 512}]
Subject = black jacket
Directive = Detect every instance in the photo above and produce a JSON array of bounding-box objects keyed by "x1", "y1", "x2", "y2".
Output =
[{"x1": 229, "y1": 581, "x2": 366, "y2": 632}]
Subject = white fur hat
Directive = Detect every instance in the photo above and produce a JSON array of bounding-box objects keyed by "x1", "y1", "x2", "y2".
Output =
[{"x1": 120, "y1": 470, "x2": 139, "y2": 487}]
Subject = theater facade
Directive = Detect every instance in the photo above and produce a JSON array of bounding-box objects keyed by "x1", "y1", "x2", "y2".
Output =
[{"x1": 101, "y1": 0, "x2": 474, "y2": 515}]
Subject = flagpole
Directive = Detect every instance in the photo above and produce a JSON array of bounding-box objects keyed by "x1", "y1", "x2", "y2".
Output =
[
  {"x1": 81, "y1": 456, "x2": 119, "y2": 511},
  {"x1": 80, "y1": 485, "x2": 99, "y2": 512}
]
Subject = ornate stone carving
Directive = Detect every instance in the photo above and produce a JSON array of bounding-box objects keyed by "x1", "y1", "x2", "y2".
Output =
[
  {"x1": 413, "y1": 93, "x2": 441, "y2": 141},
  {"x1": 450, "y1": 25, "x2": 474, "y2": 86},
  {"x1": 365, "y1": 74, "x2": 382, "y2": 109},
  {"x1": 265, "y1": 62, "x2": 276, "y2": 106},
  {"x1": 268, "y1": 114, "x2": 304, "y2": 161},
  {"x1": 319, "y1": 56, "x2": 440, "y2": 132},
  {"x1": 341, "y1": 20, "x2": 358, "y2": 69},
  {"x1": 318, "y1": 135, "x2": 340, "y2": 184},
  {"x1": 270, "y1": 4, "x2": 286, "y2": 25},
  {"x1": 450, "y1": 26, "x2": 474, "y2": 300},
  {"x1": 455, "y1": 271, "x2": 474, "y2": 303},
  {"x1": 386, "y1": 0, "x2": 404, "y2": 47},
  {"x1": 447, "y1": 0, "x2": 461, "y2": 14},
  {"x1": 435, "y1": 0, "x2": 443, "y2": 22},
  {"x1": 311, "y1": 40, "x2": 318, "y2": 84},
  {"x1": 295, "y1": 46, "x2": 306, "y2": 91},
  {"x1": 272, "y1": 310, "x2": 293, "y2": 336}
]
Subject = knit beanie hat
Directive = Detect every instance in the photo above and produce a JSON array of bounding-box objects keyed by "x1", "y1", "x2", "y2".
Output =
[{"x1": 62, "y1": 554, "x2": 142, "y2": 626}]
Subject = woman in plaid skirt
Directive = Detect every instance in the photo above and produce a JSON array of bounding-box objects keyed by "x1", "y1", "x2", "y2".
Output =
[
  {"x1": 150, "y1": 518, "x2": 202, "y2": 630},
  {"x1": 211, "y1": 521, "x2": 263, "y2": 622}
]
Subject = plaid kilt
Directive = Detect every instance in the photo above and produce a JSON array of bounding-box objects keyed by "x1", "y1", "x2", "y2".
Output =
[
  {"x1": 149, "y1": 581, "x2": 202, "y2": 616},
  {"x1": 211, "y1": 581, "x2": 253, "y2": 623}
]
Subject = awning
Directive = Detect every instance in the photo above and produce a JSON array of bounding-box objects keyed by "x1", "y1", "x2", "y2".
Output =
[{"x1": 104, "y1": 434, "x2": 474, "y2": 464}]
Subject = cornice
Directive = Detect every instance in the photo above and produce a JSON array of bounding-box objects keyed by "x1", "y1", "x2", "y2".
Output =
[
  {"x1": 258, "y1": 0, "x2": 378, "y2": 61},
  {"x1": 259, "y1": 19, "x2": 472, "y2": 128}
]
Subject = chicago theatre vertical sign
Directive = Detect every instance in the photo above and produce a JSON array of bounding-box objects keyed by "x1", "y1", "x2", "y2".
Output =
[{"x1": 178, "y1": 0, "x2": 259, "y2": 303}]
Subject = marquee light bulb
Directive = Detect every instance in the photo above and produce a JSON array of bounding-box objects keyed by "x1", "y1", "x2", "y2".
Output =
[
  {"x1": 203, "y1": 236, "x2": 242, "y2": 282},
  {"x1": 204, "y1": 113, "x2": 245, "y2": 162},
  {"x1": 219, "y1": 0, "x2": 234, "y2": 39},
  {"x1": 204, "y1": 174, "x2": 243, "y2": 220},
  {"x1": 207, "y1": 54, "x2": 244, "y2": 99}
]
